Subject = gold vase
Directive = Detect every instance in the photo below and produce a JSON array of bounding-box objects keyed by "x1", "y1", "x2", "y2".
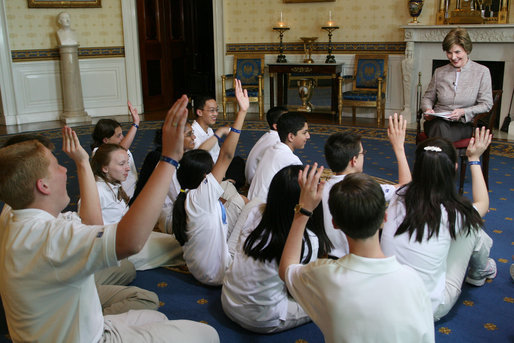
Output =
[{"x1": 297, "y1": 78, "x2": 315, "y2": 112}]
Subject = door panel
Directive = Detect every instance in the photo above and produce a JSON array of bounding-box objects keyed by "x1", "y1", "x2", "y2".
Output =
[{"x1": 137, "y1": 0, "x2": 215, "y2": 115}]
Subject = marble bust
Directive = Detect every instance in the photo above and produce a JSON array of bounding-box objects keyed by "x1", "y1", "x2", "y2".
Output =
[{"x1": 56, "y1": 12, "x2": 78, "y2": 46}]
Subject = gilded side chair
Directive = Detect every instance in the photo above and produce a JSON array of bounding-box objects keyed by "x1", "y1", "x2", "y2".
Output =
[
  {"x1": 221, "y1": 54, "x2": 265, "y2": 120},
  {"x1": 337, "y1": 54, "x2": 388, "y2": 125}
]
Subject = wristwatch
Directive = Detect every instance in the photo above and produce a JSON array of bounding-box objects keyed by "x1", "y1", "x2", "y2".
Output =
[{"x1": 294, "y1": 204, "x2": 313, "y2": 217}]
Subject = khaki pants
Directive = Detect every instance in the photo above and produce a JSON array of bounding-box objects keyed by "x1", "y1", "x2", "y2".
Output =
[
  {"x1": 95, "y1": 259, "x2": 159, "y2": 315},
  {"x1": 103, "y1": 310, "x2": 219, "y2": 343}
]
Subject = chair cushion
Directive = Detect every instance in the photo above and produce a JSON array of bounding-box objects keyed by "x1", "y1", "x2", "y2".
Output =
[
  {"x1": 355, "y1": 58, "x2": 385, "y2": 89},
  {"x1": 417, "y1": 133, "x2": 471, "y2": 149},
  {"x1": 342, "y1": 91, "x2": 385, "y2": 101},
  {"x1": 225, "y1": 88, "x2": 260, "y2": 98},
  {"x1": 235, "y1": 59, "x2": 262, "y2": 86},
  {"x1": 453, "y1": 138, "x2": 471, "y2": 149},
  {"x1": 416, "y1": 132, "x2": 428, "y2": 145}
]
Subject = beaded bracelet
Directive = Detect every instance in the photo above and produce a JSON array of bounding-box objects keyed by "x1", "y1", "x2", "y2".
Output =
[
  {"x1": 160, "y1": 155, "x2": 179, "y2": 168},
  {"x1": 468, "y1": 161, "x2": 481, "y2": 166},
  {"x1": 132, "y1": 123, "x2": 139, "y2": 129},
  {"x1": 230, "y1": 127, "x2": 241, "y2": 134}
]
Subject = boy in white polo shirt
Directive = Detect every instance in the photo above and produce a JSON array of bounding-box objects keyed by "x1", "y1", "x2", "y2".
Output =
[
  {"x1": 244, "y1": 106, "x2": 288, "y2": 184},
  {"x1": 0, "y1": 96, "x2": 219, "y2": 343},
  {"x1": 248, "y1": 112, "x2": 310, "y2": 202},
  {"x1": 279, "y1": 168, "x2": 434, "y2": 343},
  {"x1": 322, "y1": 113, "x2": 411, "y2": 258},
  {"x1": 192, "y1": 95, "x2": 229, "y2": 162}
]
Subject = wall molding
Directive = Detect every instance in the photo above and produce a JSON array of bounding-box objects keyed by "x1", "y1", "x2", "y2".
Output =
[
  {"x1": 6, "y1": 58, "x2": 128, "y2": 126},
  {"x1": 11, "y1": 46, "x2": 125, "y2": 62},
  {"x1": 226, "y1": 42, "x2": 406, "y2": 55}
]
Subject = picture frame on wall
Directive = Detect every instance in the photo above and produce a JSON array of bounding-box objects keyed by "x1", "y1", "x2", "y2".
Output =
[
  {"x1": 283, "y1": 0, "x2": 335, "y2": 3},
  {"x1": 28, "y1": 0, "x2": 101, "y2": 8}
]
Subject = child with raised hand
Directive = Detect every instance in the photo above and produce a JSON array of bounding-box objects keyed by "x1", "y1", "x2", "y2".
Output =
[
  {"x1": 0, "y1": 97, "x2": 219, "y2": 342},
  {"x1": 87, "y1": 143, "x2": 183, "y2": 270},
  {"x1": 321, "y1": 113, "x2": 410, "y2": 258},
  {"x1": 279, "y1": 165, "x2": 434, "y2": 343},
  {"x1": 172, "y1": 79, "x2": 249, "y2": 286},
  {"x1": 222, "y1": 165, "x2": 331, "y2": 333},
  {"x1": 381, "y1": 126, "x2": 496, "y2": 321},
  {"x1": 90, "y1": 101, "x2": 140, "y2": 197}
]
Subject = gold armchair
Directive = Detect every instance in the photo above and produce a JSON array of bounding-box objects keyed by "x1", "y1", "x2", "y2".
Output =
[
  {"x1": 337, "y1": 54, "x2": 388, "y2": 125},
  {"x1": 221, "y1": 54, "x2": 265, "y2": 120}
]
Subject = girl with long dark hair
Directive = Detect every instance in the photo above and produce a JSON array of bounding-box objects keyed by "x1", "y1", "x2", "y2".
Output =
[
  {"x1": 381, "y1": 127, "x2": 496, "y2": 321},
  {"x1": 221, "y1": 165, "x2": 332, "y2": 333}
]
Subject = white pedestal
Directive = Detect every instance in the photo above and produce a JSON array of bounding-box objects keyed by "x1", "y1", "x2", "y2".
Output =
[{"x1": 58, "y1": 44, "x2": 91, "y2": 124}]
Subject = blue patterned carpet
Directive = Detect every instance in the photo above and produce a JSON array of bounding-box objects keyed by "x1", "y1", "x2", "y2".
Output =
[{"x1": 0, "y1": 121, "x2": 512, "y2": 342}]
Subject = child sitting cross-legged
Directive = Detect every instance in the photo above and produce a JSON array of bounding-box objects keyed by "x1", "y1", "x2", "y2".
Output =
[
  {"x1": 380, "y1": 127, "x2": 497, "y2": 321},
  {"x1": 0, "y1": 96, "x2": 219, "y2": 342},
  {"x1": 221, "y1": 164, "x2": 331, "y2": 333},
  {"x1": 279, "y1": 166, "x2": 435, "y2": 343},
  {"x1": 172, "y1": 79, "x2": 249, "y2": 286},
  {"x1": 91, "y1": 101, "x2": 140, "y2": 198},
  {"x1": 86, "y1": 143, "x2": 184, "y2": 271}
]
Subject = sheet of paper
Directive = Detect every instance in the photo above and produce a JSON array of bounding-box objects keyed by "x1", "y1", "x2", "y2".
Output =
[{"x1": 424, "y1": 111, "x2": 451, "y2": 119}]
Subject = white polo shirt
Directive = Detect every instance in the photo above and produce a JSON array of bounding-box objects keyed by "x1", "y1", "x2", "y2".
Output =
[
  {"x1": 245, "y1": 130, "x2": 280, "y2": 184},
  {"x1": 0, "y1": 208, "x2": 118, "y2": 343},
  {"x1": 182, "y1": 173, "x2": 231, "y2": 285},
  {"x1": 285, "y1": 254, "x2": 435, "y2": 343},
  {"x1": 192, "y1": 120, "x2": 220, "y2": 162},
  {"x1": 322, "y1": 174, "x2": 396, "y2": 258},
  {"x1": 248, "y1": 142, "x2": 302, "y2": 202}
]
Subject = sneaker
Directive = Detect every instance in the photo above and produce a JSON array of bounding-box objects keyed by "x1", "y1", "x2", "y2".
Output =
[{"x1": 466, "y1": 258, "x2": 497, "y2": 286}]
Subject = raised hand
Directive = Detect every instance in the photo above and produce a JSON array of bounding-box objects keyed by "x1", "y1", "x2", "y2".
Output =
[
  {"x1": 128, "y1": 101, "x2": 141, "y2": 126},
  {"x1": 387, "y1": 113, "x2": 407, "y2": 149},
  {"x1": 467, "y1": 126, "x2": 492, "y2": 161},
  {"x1": 162, "y1": 95, "x2": 189, "y2": 162},
  {"x1": 298, "y1": 163, "x2": 325, "y2": 213},
  {"x1": 234, "y1": 79, "x2": 250, "y2": 112},
  {"x1": 62, "y1": 126, "x2": 88, "y2": 163}
]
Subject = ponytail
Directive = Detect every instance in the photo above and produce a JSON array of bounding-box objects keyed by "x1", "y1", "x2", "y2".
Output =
[{"x1": 172, "y1": 192, "x2": 188, "y2": 245}]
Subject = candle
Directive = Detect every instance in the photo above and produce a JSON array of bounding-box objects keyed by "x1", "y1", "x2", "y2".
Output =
[
  {"x1": 327, "y1": 10, "x2": 334, "y2": 26},
  {"x1": 278, "y1": 11, "x2": 285, "y2": 27}
]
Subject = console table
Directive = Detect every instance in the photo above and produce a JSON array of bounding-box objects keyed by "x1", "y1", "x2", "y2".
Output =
[{"x1": 268, "y1": 63, "x2": 344, "y2": 114}]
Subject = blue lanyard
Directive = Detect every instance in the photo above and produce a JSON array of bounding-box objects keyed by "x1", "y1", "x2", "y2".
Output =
[{"x1": 219, "y1": 200, "x2": 227, "y2": 225}]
